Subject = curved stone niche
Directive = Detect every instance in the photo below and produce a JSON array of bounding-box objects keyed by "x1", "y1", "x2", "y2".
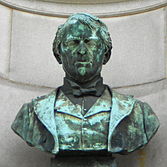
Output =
[
  {"x1": 35, "y1": 0, "x2": 137, "y2": 4},
  {"x1": 0, "y1": 0, "x2": 167, "y2": 17},
  {"x1": 6, "y1": 8, "x2": 165, "y2": 88}
]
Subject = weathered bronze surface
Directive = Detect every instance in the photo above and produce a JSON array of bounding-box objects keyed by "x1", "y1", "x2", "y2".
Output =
[{"x1": 11, "y1": 13, "x2": 159, "y2": 166}]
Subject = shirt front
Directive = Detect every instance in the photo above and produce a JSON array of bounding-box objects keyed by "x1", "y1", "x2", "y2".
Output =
[{"x1": 54, "y1": 88, "x2": 112, "y2": 151}]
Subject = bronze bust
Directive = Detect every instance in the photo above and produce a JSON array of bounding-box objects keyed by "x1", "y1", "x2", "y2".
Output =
[{"x1": 11, "y1": 13, "x2": 159, "y2": 167}]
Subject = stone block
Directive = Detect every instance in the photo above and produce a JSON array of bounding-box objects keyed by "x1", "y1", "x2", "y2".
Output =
[
  {"x1": 114, "y1": 79, "x2": 167, "y2": 98},
  {"x1": 0, "y1": 5, "x2": 12, "y2": 77},
  {"x1": 102, "y1": 9, "x2": 165, "y2": 87},
  {"x1": 10, "y1": 11, "x2": 66, "y2": 88}
]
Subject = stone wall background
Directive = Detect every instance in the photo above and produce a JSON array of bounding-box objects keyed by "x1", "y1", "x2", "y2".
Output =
[{"x1": 0, "y1": 0, "x2": 167, "y2": 167}]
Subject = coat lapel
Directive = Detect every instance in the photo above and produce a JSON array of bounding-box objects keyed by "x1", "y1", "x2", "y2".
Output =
[
  {"x1": 34, "y1": 90, "x2": 59, "y2": 154},
  {"x1": 108, "y1": 90, "x2": 136, "y2": 151}
]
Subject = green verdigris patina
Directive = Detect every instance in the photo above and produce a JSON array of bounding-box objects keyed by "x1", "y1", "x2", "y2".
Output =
[{"x1": 11, "y1": 13, "x2": 159, "y2": 166}]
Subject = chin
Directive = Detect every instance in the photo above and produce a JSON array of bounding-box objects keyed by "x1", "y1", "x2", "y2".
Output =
[{"x1": 77, "y1": 74, "x2": 96, "y2": 83}]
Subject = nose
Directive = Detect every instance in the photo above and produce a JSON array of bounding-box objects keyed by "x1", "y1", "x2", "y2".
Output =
[{"x1": 78, "y1": 42, "x2": 87, "y2": 55}]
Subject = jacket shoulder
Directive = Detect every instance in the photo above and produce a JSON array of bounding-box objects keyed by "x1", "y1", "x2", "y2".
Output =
[
  {"x1": 11, "y1": 102, "x2": 34, "y2": 142},
  {"x1": 11, "y1": 89, "x2": 57, "y2": 153},
  {"x1": 131, "y1": 98, "x2": 160, "y2": 142},
  {"x1": 139, "y1": 101, "x2": 160, "y2": 141},
  {"x1": 109, "y1": 90, "x2": 159, "y2": 153},
  {"x1": 112, "y1": 90, "x2": 134, "y2": 101},
  {"x1": 113, "y1": 90, "x2": 160, "y2": 142},
  {"x1": 32, "y1": 89, "x2": 57, "y2": 104},
  {"x1": 111, "y1": 90, "x2": 136, "y2": 112}
]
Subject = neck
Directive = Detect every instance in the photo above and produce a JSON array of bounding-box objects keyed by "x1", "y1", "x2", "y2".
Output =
[{"x1": 65, "y1": 74, "x2": 102, "y2": 88}]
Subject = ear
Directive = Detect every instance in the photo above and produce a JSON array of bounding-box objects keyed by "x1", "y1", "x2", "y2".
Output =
[
  {"x1": 53, "y1": 43, "x2": 62, "y2": 64},
  {"x1": 103, "y1": 49, "x2": 111, "y2": 65},
  {"x1": 55, "y1": 54, "x2": 62, "y2": 64},
  {"x1": 57, "y1": 44, "x2": 63, "y2": 64}
]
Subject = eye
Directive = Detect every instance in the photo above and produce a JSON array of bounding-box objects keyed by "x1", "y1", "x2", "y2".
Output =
[
  {"x1": 73, "y1": 40, "x2": 80, "y2": 44},
  {"x1": 85, "y1": 39, "x2": 97, "y2": 48},
  {"x1": 84, "y1": 39, "x2": 90, "y2": 43},
  {"x1": 66, "y1": 40, "x2": 80, "y2": 47}
]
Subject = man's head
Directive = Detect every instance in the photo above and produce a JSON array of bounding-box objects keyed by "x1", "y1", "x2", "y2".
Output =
[{"x1": 53, "y1": 13, "x2": 112, "y2": 83}]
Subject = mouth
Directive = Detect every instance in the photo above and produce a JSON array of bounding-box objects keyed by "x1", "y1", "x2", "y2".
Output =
[{"x1": 75, "y1": 61, "x2": 92, "y2": 66}]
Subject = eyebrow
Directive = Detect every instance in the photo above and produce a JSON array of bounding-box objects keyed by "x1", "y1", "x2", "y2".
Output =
[
  {"x1": 66, "y1": 37, "x2": 80, "y2": 42},
  {"x1": 88, "y1": 37, "x2": 99, "y2": 40},
  {"x1": 66, "y1": 36, "x2": 99, "y2": 42}
]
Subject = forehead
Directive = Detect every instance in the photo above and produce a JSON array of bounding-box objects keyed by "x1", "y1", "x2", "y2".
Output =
[{"x1": 63, "y1": 20, "x2": 97, "y2": 38}]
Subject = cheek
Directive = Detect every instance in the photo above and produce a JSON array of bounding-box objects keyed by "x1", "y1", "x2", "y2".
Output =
[
  {"x1": 91, "y1": 49, "x2": 105, "y2": 63},
  {"x1": 65, "y1": 48, "x2": 78, "y2": 59},
  {"x1": 61, "y1": 42, "x2": 76, "y2": 55},
  {"x1": 62, "y1": 49, "x2": 76, "y2": 62}
]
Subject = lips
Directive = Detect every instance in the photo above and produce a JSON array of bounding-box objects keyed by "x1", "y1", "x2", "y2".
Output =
[{"x1": 75, "y1": 61, "x2": 92, "y2": 66}]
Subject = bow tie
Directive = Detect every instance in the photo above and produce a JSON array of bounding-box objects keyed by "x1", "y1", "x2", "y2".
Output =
[
  {"x1": 71, "y1": 85, "x2": 98, "y2": 97},
  {"x1": 62, "y1": 77, "x2": 105, "y2": 97}
]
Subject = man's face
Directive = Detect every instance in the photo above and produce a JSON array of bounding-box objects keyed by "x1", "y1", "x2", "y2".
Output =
[{"x1": 60, "y1": 21, "x2": 106, "y2": 82}]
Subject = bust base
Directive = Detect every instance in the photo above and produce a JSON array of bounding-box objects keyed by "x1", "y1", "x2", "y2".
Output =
[{"x1": 50, "y1": 156, "x2": 117, "y2": 167}]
